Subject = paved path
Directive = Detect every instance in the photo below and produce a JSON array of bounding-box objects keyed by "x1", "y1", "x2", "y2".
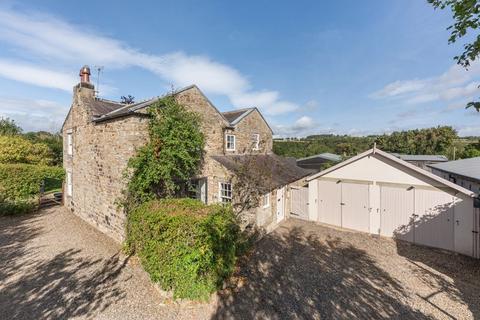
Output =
[{"x1": 1, "y1": 207, "x2": 479, "y2": 319}]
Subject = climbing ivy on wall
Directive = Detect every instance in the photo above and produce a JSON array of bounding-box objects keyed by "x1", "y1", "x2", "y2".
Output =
[{"x1": 125, "y1": 96, "x2": 205, "y2": 206}]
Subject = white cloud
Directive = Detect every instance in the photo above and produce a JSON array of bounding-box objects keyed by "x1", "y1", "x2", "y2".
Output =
[
  {"x1": 0, "y1": 59, "x2": 75, "y2": 91},
  {"x1": 273, "y1": 116, "x2": 319, "y2": 137},
  {"x1": 0, "y1": 8, "x2": 298, "y2": 117},
  {"x1": 0, "y1": 97, "x2": 67, "y2": 132},
  {"x1": 371, "y1": 63, "x2": 480, "y2": 105}
]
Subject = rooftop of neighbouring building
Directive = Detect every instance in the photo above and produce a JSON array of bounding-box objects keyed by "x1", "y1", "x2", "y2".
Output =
[
  {"x1": 429, "y1": 157, "x2": 480, "y2": 181},
  {"x1": 391, "y1": 153, "x2": 448, "y2": 162}
]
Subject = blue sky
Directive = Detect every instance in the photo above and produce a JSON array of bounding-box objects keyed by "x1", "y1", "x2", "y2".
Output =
[{"x1": 0, "y1": 0, "x2": 479, "y2": 136}]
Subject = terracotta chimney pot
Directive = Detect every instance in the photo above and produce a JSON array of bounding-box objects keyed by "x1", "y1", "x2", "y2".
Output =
[{"x1": 79, "y1": 65, "x2": 91, "y2": 83}]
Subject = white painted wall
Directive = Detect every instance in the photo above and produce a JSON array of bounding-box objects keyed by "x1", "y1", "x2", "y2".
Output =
[
  {"x1": 323, "y1": 154, "x2": 444, "y2": 188},
  {"x1": 308, "y1": 180, "x2": 318, "y2": 221}
]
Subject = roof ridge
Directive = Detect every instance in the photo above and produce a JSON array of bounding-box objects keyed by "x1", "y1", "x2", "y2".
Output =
[{"x1": 222, "y1": 107, "x2": 255, "y2": 114}]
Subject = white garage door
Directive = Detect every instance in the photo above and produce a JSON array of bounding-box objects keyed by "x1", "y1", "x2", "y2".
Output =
[
  {"x1": 318, "y1": 179, "x2": 341, "y2": 227},
  {"x1": 380, "y1": 185, "x2": 414, "y2": 242},
  {"x1": 341, "y1": 182, "x2": 370, "y2": 233},
  {"x1": 414, "y1": 188, "x2": 454, "y2": 251}
]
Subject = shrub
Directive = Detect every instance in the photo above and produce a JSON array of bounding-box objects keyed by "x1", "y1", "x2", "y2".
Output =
[
  {"x1": 0, "y1": 164, "x2": 65, "y2": 200},
  {"x1": 0, "y1": 199, "x2": 37, "y2": 216},
  {"x1": 0, "y1": 135, "x2": 54, "y2": 165},
  {"x1": 127, "y1": 198, "x2": 240, "y2": 300}
]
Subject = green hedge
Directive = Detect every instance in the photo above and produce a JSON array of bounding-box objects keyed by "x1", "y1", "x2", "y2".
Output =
[
  {"x1": 0, "y1": 199, "x2": 37, "y2": 216},
  {"x1": 0, "y1": 164, "x2": 65, "y2": 200},
  {"x1": 127, "y1": 199, "x2": 240, "y2": 300},
  {"x1": 0, "y1": 135, "x2": 55, "y2": 165}
]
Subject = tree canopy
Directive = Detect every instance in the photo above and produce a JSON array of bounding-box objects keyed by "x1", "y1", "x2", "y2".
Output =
[
  {"x1": 428, "y1": 0, "x2": 480, "y2": 111},
  {"x1": 0, "y1": 117, "x2": 22, "y2": 136}
]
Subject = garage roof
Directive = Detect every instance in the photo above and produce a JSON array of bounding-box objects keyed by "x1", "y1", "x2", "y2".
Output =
[
  {"x1": 306, "y1": 147, "x2": 477, "y2": 197},
  {"x1": 428, "y1": 157, "x2": 480, "y2": 182}
]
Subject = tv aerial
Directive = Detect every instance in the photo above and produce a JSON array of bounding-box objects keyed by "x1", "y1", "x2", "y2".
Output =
[{"x1": 94, "y1": 65, "x2": 104, "y2": 97}]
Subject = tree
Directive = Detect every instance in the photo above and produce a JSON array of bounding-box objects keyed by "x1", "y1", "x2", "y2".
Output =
[
  {"x1": 23, "y1": 131, "x2": 63, "y2": 166},
  {"x1": 461, "y1": 140, "x2": 480, "y2": 158},
  {"x1": 428, "y1": 0, "x2": 480, "y2": 111},
  {"x1": 375, "y1": 126, "x2": 458, "y2": 156},
  {"x1": 0, "y1": 117, "x2": 22, "y2": 136},
  {"x1": 0, "y1": 136, "x2": 54, "y2": 165},
  {"x1": 125, "y1": 96, "x2": 205, "y2": 205},
  {"x1": 121, "y1": 95, "x2": 135, "y2": 104}
]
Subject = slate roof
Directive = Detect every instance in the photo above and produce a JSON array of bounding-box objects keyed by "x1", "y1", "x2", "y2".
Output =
[
  {"x1": 222, "y1": 108, "x2": 255, "y2": 124},
  {"x1": 391, "y1": 153, "x2": 448, "y2": 162},
  {"x1": 90, "y1": 99, "x2": 124, "y2": 117},
  {"x1": 429, "y1": 157, "x2": 480, "y2": 181},
  {"x1": 211, "y1": 154, "x2": 313, "y2": 192}
]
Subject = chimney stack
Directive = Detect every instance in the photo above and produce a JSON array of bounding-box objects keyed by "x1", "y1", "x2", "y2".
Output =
[{"x1": 79, "y1": 65, "x2": 91, "y2": 83}]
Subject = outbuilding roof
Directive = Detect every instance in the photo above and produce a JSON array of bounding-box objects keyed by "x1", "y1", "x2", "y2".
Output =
[
  {"x1": 391, "y1": 153, "x2": 448, "y2": 162},
  {"x1": 297, "y1": 153, "x2": 342, "y2": 163},
  {"x1": 306, "y1": 148, "x2": 477, "y2": 197},
  {"x1": 212, "y1": 154, "x2": 313, "y2": 192},
  {"x1": 429, "y1": 157, "x2": 480, "y2": 182}
]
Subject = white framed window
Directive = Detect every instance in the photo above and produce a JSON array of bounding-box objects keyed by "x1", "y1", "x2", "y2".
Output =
[
  {"x1": 219, "y1": 182, "x2": 232, "y2": 203},
  {"x1": 226, "y1": 134, "x2": 236, "y2": 151},
  {"x1": 67, "y1": 132, "x2": 73, "y2": 156},
  {"x1": 66, "y1": 171, "x2": 73, "y2": 197},
  {"x1": 252, "y1": 133, "x2": 260, "y2": 150},
  {"x1": 262, "y1": 193, "x2": 270, "y2": 208}
]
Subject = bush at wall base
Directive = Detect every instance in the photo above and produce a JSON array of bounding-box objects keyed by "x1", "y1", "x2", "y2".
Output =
[{"x1": 126, "y1": 198, "x2": 241, "y2": 301}]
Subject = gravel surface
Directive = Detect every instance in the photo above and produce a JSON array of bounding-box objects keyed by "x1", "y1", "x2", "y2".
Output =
[
  {"x1": 0, "y1": 207, "x2": 215, "y2": 320},
  {"x1": 213, "y1": 219, "x2": 480, "y2": 320},
  {"x1": 1, "y1": 208, "x2": 479, "y2": 319}
]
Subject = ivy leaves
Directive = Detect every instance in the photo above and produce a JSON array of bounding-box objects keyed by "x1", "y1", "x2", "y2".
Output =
[{"x1": 126, "y1": 96, "x2": 205, "y2": 204}]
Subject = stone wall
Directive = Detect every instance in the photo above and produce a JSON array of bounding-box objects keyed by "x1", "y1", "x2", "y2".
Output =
[
  {"x1": 228, "y1": 109, "x2": 273, "y2": 155},
  {"x1": 63, "y1": 85, "x2": 149, "y2": 241},
  {"x1": 63, "y1": 84, "x2": 277, "y2": 241}
]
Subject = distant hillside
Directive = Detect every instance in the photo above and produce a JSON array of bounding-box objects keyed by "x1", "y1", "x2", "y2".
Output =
[{"x1": 273, "y1": 127, "x2": 480, "y2": 160}]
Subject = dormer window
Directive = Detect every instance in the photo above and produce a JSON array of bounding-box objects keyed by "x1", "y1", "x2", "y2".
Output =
[
  {"x1": 252, "y1": 133, "x2": 260, "y2": 150},
  {"x1": 226, "y1": 134, "x2": 236, "y2": 151}
]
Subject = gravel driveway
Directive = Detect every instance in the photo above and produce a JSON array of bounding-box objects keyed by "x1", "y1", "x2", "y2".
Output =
[
  {"x1": 1, "y1": 208, "x2": 479, "y2": 319},
  {"x1": 0, "y1": 207, "x2": 215, "y2": 320},
  {"x1": 213, "y1": 219, "x2": 480, "y2": 320}
]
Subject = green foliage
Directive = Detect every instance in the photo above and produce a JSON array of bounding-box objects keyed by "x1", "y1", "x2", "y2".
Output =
[
  {"x1": 0, "y1": 117, "x2": 22, "y2": 136},
  {"x1": 23, "y1": 131, "x2": 63, "y2": 166},
  {"x1": 274, "y1": 127, "x2": 461, "y2": 160},
  {"x1": 376, "y1": 126, "x2": 458, "y2": 156},
  {"x1": 273, "y1": 134, "x2": 375, "y2": 158},
  {"x1": 429, "y1": 0, "x2": 480, "y2": 68},
  {"x1": 0, "y1": 197, "x2": 37, "y2": 216},
  {"x1": 0, "y1": 163, "x2": 64, "y2": 200},
  {"x1": 0, "y1": 135, "x2": 55, "y2": 165},
  {"x1": 126, "y1": 97, "x2": 205, "y2": 204},
  {"x1": 126, "y1": 199, "x2": 240, "y2": 300},
  {"x1": 461, "y1": 140, "x2": 480, "y2": 158},
  {"x1": 428, "y1": 0, "x2": 480, "y2": 111}
]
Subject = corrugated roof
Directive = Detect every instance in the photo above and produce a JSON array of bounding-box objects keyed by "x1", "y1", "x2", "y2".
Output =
[
  {"x1": 211, "y1": 154, "x2": 313, "y2": 192},
  {"x1": 429, "y1": 157, "x2": 480, "y2": 181},
  {"x1": 391, "y1": 153, "x2": 448, "y2": 162}
]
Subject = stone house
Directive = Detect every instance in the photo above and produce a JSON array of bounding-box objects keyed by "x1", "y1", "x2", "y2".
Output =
[{"x1": 62, "y1": 66, "x2": 311, "y2": 241}]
